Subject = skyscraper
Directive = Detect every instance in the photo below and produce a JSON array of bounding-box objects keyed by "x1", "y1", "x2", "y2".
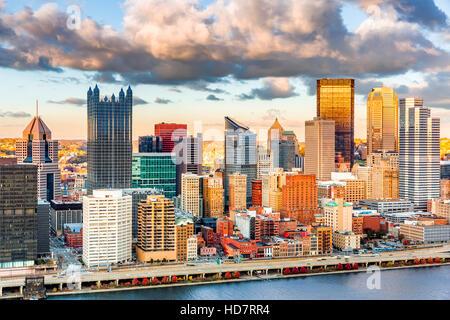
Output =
[
  {"x1": 228, "y1": 172, "x2": 247, "y2": 211},
  {"x1": 82, "y1": 190, "x2": 132, "y2": 267},
  {"x1": 273, "y1": 139, "x2": 296, "y2": 172},
  {"x1": 138, "y1": 135, "x2": 163, "y2": 153},
  {"x1": 367, "y1": 86, "x2": 399, "y2": 154},
  {"x1": 15, "y1": 106, "x2": 61, "y2": 201},
  {"x1": 181, "y1": 173, "x2": 204, "y2": 218},
  {"x1": 304, "y1": 117, "x2": 335, "y2": 181},
  {"x1": 87, "y1": 85, "x2": 133, "y2": 194},
  {"x1": 399, "y1": 98, "x2": 440, "y2": 211},
  {"x1": 0, "y1": 159, "x2": 38, "y2": 268},
  {"x1": 224, "y1": 117, "x2": 257, "y2": 206},
  {"x1": 137, "y1": 195, "x2": 177, "y2": 263},
  {"x1": 203, "y1": 175, "x2": 224, "y2": 218},
  {"x1": 317, "y1": 79, "x2": 355, "y2": 166},
  {"x1": 267, "y1": 118, "x2": 285, "y2": 152},
  {"x1": 154, "y1": 123, "x2": 187, "y2": 153}
]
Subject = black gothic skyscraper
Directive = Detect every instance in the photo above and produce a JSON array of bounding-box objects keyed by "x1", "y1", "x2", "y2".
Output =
[{"x1": 87, "y1": 85, "x2": 133, "y2": 194}]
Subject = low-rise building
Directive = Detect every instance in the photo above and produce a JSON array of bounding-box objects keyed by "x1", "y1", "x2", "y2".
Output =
[
  {"x1": 359, "y1": 199, "x2": 414, "y2": 214},
  {"x1": 333, "y1": 231, "x2": 361, "y2": 251},
  {"x1": 400, "y1": 220, "x2": 450, "y2": 243}
]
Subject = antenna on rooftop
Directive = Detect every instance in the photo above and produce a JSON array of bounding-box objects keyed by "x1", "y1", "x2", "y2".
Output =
[{"x1": 36, "y1": 100, "x2": 39, "y2": 118}]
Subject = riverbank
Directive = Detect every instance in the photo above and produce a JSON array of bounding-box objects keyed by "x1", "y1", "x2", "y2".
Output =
[{"x1": 11, "y1": 261, "x2": 447, "y2": 299}]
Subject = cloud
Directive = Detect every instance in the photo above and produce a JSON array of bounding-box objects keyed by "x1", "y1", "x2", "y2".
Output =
[
  {"x1": 206, "y1": 94, "x2": 223, "y2": 101},
  {"x1": 133, "y1": 96, "x2": 149, "y2": 105},
  {"x1": 0, "y1": 110, "x2": 32, "y2": 118},
  {"x1": 154, "y1": 97, "x2": 172, "y2": 104},
  {"x1": 48, "y1": 98, "x2": 85, "y2": 106},
  {"x1": 238, "y1": 78, "x2": 298, "y2": 100},
  {"x1": 406, "y1": 71, "x2": 450, "y2": 109},
  {"x1": 0, "y1": 0, "x2": 447, "y2": 84},
  {"x1": 169, "y1": 87, "x2": 182, "y2": 93}
]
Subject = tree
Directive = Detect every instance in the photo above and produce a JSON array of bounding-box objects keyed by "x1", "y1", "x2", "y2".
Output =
[
  {"x1": 420, "y1": 259, "x2": 426, "y2": 264},
  {"x1": 414, "y1": 258, "x2": 420, "y2": 264},
  {"x1": 283, "y1": 268, "x2": 291, "y2": 275},
  {"x1": 152, "y1": 277, "x2": 159, "y2": 285},
  {"x1": 292, "y1": 267, "x2": 299, "y2": 274},
  {"x1": 132, "y1": 278, "x2": 140, "y2": 286},
  {"x1": 225, "y1": 272, "x2": 232, "y2": 279},
  {"x1": 234, "y1": 271, "x2": 240, "y2": 279},
  {"x1": 162, "y1": 258, "x2": 168, "y2": 263},
  {"x1": 434, "y1": 257, "x2": 441, "y2": 263},
  {"x1": 171, "y1": 276, "x2": 177, "y2": 283},
  {"x1": 402, "y1": 240, "x2": 410, "y2": 246},
  {"x1": 337, "y1": 263, "x2": 343, "y2": 270},
  {"x1": 353, "y1": 263, "x2": 359, "y2": 270},
  {"x1": 162, "y1": 276, "x2": 169, "y2": 284},
  {"x1": 150, "y1": 259, "x2": 154, "y2": 264},
  {"x1": 300, "y1": 267, "x2": 307, "y2": 273},
  {"x1": 427, "y1": 257, "x2": 434, "y2": 264},
  {"x1": 142, "y1": 278, "x2": 149, "y2": 286},
  {"x1": 345, "y1": 263, "x2": 352, "y2": 270}
]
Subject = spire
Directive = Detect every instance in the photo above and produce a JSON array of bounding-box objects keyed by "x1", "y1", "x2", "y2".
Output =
[
  {"x1": 94, "y1": 84, "x2": 99, "y2": 93},
  {"x1": 36, "y1": 100, "x2": 39, "y2": 118}
]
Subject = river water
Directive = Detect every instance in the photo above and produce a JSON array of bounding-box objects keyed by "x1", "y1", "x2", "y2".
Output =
[{"x1": 49, "y1": 266, "x2": 450, "y2": 300}]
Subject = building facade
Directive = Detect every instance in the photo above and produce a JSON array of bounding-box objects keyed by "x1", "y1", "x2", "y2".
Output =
[
  {"x1": 317, "y1": 79, "x2": 355, "y2": 166},
  {"x1": 82, "y1": 190, "x2": 132, "y2": 267},
  {"x1": 87, "y1": 85, "x2": 132, "y2": 194},
  {"x1": 399, "y1": 98, "x2": 440, "y2": 211}
]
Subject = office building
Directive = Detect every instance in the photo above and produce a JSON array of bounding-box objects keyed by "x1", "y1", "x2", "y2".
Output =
[
  {"x1": 304, "y1": 117, "x2": 335, "y2": 181},
  {"x1": 317, "y1": 79, "x2": 355, "y2": 166},
  {"x1": 138, "y1": 135, "x2": 163, "y2": 153},
  {"x1": 323, "y1": 198, "x2": 353, "y2": 232},
  {"x1": 267, "y1": 118, "x2": 285, "y2": 153},
  {"x1": 367, "y1": 86, "x2": 399, "y2": 154},
  {"x1": 252, "y1": 179, "x2": 262, "y2": 207},
  {"x1": 261, "y1": 168, "x2": 287, "y2": 211},
  {"x1": 87, "y1": 85, "x2": 132, "y2": 194},
  {"x1": 137, "y1": 195, "x2": 176, "y2": 262},
  {"x1": 132, "y1": 153, "x2": 177, "y2": 198},
  {"x1": 333, "y1": 231, "x2": 361, "y2": 251},
  {"x1": 224, "y1": 117, "x2": 257, "y2": 206},
  {"x1": 274, "y1": 139, "x2": 296, "y2": 172},
  {"x1": 399, "y1": 98, "x2": 440, "y2": 211},
  {"x1": 369, "y1": 151, "x2": 399, "y2": 199},
  {"x1": 203, "y1": 175, "x2": 224, "y2": 218},
  {"x1": 0, "y1": 161, "x2": 38, "y2": 268},
  {"x1": 312, "y1": 226, "x2": 333, "y2": 254},
  {"x1": 37, "y1": 199, "x2": 50, "y2": 256},
  {"x1": 82, "y1": 190, "x2": 132, "y2": 268},
  {"x1": 154, "y1": 123, "x2": 187, "y2": 153},
  {"x1": 400, "y1": 220, "x2": 450, "y2": 243},
  {"x1": 122, "y1": 188, "x2": 163, "y2": 239},
  {"x1": 15, "y1": 108, "x2": 61, "y2": 201},
  {"x1": 175, "y1": 215, "x2": 194, "y2": 262},
  {"x1": 257, "y1": 146, "x2": 273, "y2": 179},
  {"x1": 431, "y1": 199, "x2": 450, "y2": 224},
  {"x1": 50, "y1": 200, "x2": 83, "y2": 236},
  {"x1": 181, "y1": 173, "x2": 204, "y2": 218},
  {"x1": 281, "y1": 173, "x2": 320, "y2": 225},
  {"x1": 229, "y1": 172, "x2": 247, "y2": 211}
]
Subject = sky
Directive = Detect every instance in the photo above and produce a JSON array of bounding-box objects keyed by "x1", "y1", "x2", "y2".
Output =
[{"x1": 0, "y1": 0, "x2": 449, "y2": 141}]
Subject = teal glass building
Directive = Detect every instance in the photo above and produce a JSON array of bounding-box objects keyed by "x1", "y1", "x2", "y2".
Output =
[{"x1": 132, "y1": 153, "x2": 177, "y2": 198}]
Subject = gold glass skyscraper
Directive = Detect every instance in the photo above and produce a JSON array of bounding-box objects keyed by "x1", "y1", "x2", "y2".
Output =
[
  {"x1": 367, "y1": 86, "x2": 398, "y2": 154},
  {"x1": 317, "y1": 79, "x2": 354, "y2": 166}
]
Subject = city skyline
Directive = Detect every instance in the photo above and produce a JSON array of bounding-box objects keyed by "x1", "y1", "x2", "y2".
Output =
[{"x1": 0, "y1": 0, "x2": 449, "y2": 140}]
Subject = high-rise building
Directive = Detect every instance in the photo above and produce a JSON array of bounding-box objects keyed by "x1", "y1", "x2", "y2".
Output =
[
  {"x1": 175, "y1": 215, "x2": 194, "y2": 262},
  {"x1": 267, "y1": 118, "x2": 285, "y2": 153},
  {"x1": 369, "y1": 151, "x2": 399, "y2": 199},
  {"x1": 138, "y1": 135, "x2": 163, "y2": 153},
  {"x1": 323, "y1": 198, "x2": 353, "y2": 232},
  {"x1": 181, "y1": 173, "x2": 204, "y2": 218},
  {"x1": 15, "y1": 107, "x2": 61, "y2": 201},
  {"x1": 251, "y1": 179, "x2": 262, "y2": 207},
  {"x1": 228, "y1": 172, "x2": 247, "y2": 211},
  {"x1": 399, "y1": 98, "x2": 440, "y2": 211},
  {"x1": 367, "y1": 86, "x2": 399, "y2": 154},
  {"x1": 87, "y1": 85, "x2": 132, "y2": 194},
  {"x1": 132, "y1": 153, "x2": 177, "y2": 198},
  {"x1": 317, "y1": 79, "x2": 355, "y2": 166},
  {"x1": 122, "y1": 188, "x2": 163, "y2": 240},
  {"x1": 37, "y1": 199, "x2": 50, "y2": 256},
  {"x1": 261, "y1": 168, "x2": 287, "y2": 211},
  {"x1": 0, "y1": 160, "x2": 38, "y2": 268},
  {"x1": 257, "y1": 146, "x2": 273, "y2": 179},
  {"x1": 224, "y1": 117, "x2": 257, "y2": 206},
  {"x1": 273, "y1": 140, "x2": 296, "y2": 172},
  {"x1": 154, "y1": 123, "x2": 187, "y2": 153},
  {"x1": 203, "y1": 175, "x2": 224, "y2": 218},
  {"x1": 281, "y1": 173, "x2": 320, "y2": 225},
  {"x1": 136, "y1": 195, "x2": 176, "y2": 262},
  {"x1": 183, "y1": 133, "x2": 203, "y2": 175},
  {"x1": 304, "y1": 117, "x2": 335, "y2": 181},
  {"x1": 50, "y1": 200, "x2": 83, "y2": 236},
  {"x1": 82, "y1": 190, "x2": 132, "y2": 267}
]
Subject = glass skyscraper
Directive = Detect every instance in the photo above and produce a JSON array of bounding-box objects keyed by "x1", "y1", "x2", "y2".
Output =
[
  {"x1": 132, "y1": 153, "x2": 177, "y2": 199},
  {"x1": 87, "y1": 85, "x2": 133, "y2": 194},
  {"x1": 399, "y1": 97, "x2": 440, "y2": 211},
  {"x1": 224, "y1": 116, "x2": 257, "y2": 207},
  {"x1": 317, "y1": 79, "x2": 355, "y2": 167}
]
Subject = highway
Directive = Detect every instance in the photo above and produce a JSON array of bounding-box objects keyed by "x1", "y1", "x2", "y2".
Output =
[{"x1": 1, "y1": 244, "x2": 449, "y2": 290}]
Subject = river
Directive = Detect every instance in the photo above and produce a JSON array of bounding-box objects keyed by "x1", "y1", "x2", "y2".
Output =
[{"x1": 49, "y1": 265, "x2": 450, "y2": 300}]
